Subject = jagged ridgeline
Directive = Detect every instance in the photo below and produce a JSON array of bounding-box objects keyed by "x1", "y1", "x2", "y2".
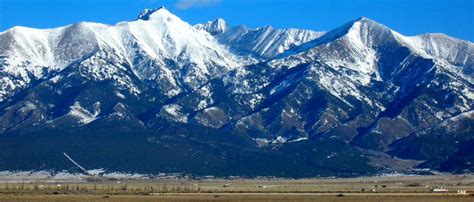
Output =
[{"x1": 0, "y1": 7, "x2": 472, "y2": 177}]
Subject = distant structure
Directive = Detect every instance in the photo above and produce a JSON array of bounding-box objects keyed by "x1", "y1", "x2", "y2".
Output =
[{"x1": 431, "y1": 188, "x2": 448, "y2": 192}]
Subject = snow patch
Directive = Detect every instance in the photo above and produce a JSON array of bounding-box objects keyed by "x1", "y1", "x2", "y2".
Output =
[
  {"x1": 68, "y1": 102, "x2": 99, "y2": 125},
  {"x1": 288, "y1": 137, "x2": 308, "y2": 143},
  {"x1": 161, "y1": 104, "x2": 188, "y2": 123}
]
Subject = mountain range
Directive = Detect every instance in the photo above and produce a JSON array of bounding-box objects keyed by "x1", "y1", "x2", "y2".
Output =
[{"x1": 0, "y1": 7, "x2": 472, "y2": 177}]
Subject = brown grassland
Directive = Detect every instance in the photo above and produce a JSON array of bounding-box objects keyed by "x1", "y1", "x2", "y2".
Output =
[{"x1": 0, "y1": 174, "x2": 473, "y2": 201}]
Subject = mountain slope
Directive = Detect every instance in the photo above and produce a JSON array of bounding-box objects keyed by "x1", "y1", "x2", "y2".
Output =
[{"x1": 195, "y1": 19, "x2": 325, "y2": 59}]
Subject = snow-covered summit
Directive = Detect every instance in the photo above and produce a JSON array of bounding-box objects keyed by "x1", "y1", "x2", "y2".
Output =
[
  {"x1": 137, "y1": 6, "x2": 167, "y2": 20},
  {"x1": 279, "y1": 16, "x2": 473, "y2": 82},
  {"x1": 275, "y1": 16, "x2": 396, "y2": 79},
  {"x1": 349, "y1": 17, "x2": 473, "y2": 82},
  {"x1": 281, "y1": 17, "x2": 395, "y2": 55},
  {"x1": 195, "y1": 18, "x2": 228, "y2": 35},
  {"x1": 0, "y1": 7, "x2": 241, "y2": 102}
]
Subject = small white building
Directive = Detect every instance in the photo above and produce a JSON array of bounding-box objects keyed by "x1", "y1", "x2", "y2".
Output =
[{"x1": 431, "y1": 188, "x2": 448, "y2": 192}]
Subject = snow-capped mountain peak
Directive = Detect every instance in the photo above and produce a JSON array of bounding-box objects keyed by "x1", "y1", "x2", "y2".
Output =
[
  {"x1": 307, "y1": 16, "x2": 395, "y2": 50},
  {"x1": 137, "y1": 6, "x2": 168, "y2": 20},
  {"x1": 278, "y1": 16, "x2": 473, "y2": 82},
  {"x1": 278, "y1": 17, "x2": 386, "y2": 56},
  {"x1": 0, "y1": 7, "x2": 242, "y2": 102},
  {"x1": 196, "y1": 18, "x2": 228, "y2": 35},
  {"x1": 347, "y1": 17, "x2": 395, "y2": 43},
  {"x1": 275, "y1": 17, "x2": 396, "y2": 79},
  {"x1": 342, "y1": 17, "x2": 473, "y2": 82}
]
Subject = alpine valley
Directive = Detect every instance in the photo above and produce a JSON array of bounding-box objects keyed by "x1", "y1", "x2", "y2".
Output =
[{"x1": 0, "y1": 7, "x2": 472, "y2": 178}]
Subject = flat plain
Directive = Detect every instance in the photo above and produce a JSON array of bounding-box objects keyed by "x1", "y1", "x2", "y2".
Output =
[{"x1": 0, "y1": 174, "x2": 473, "y2": 201}]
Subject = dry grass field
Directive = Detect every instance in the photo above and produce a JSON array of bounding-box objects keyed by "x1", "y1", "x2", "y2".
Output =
[
  {"x1": 0, "y1": 194, "x2": 472, "y2": 202},
  {"x1": 0, "y1": 174, "x2": 473, "y2": 201}
]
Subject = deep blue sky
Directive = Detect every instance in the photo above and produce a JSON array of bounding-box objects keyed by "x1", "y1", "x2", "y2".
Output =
[{"x1": 1, "y1": 0, "x2": 473, "y2": 42}]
